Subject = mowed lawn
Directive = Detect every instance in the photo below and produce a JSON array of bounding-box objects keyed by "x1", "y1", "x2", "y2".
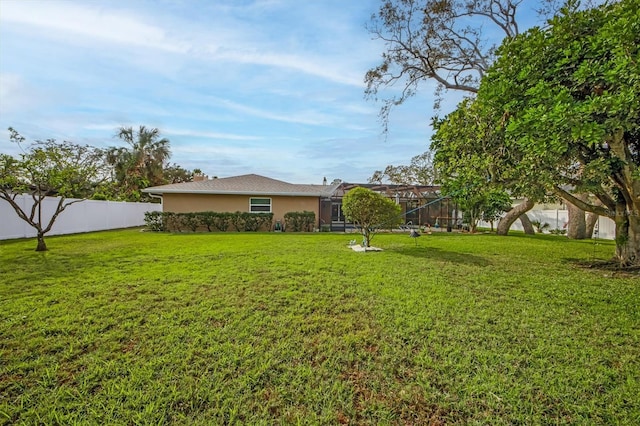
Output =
[{"x1": 1, "y1": 229, "x2": 638, "y2": 425}]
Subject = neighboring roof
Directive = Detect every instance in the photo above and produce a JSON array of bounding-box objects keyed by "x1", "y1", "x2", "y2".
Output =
[{"x1": 142, "y1": 174, "x2": 340, "y2": 197}]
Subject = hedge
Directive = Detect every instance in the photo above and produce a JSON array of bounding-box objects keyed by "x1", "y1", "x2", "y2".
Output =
[
  {"x1": 284, "y1": 211, "x2": 316, "y2": 232},
  {"x1": 144, "y1": 211, "x2": 273, "y2": 232},
  {"x1": 144, "y1": 211, "x2": 319, "y2": 233}
]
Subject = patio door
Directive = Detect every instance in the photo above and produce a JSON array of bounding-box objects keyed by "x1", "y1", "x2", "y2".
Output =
[{"x1": 331, "y1": 203, "x2": 345, "y2": 230}]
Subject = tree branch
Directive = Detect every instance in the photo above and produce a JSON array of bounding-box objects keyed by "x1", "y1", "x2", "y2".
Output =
[{"x1": 554, "y1": 186, "x2": 613, "y2": 218}]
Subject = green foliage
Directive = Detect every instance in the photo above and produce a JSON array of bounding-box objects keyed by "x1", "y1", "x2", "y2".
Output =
[
  {"x1": 1, "y1": 229, "x2": 638, "y2": 424},
  {"x1": 487, "y1": 0, "x2": 639, "y2": 264},
  {"x1": 433, "y1": 0, "x2": 640, "y2": 264},
  {"x1": 163, "y1": 163, "x2": 193, "y2": 184},
  {"x1": 144, "y1": 211, "x2": 273, "y2": 232},
  {"x1": 164, "y1": 212, "x2": 182, "y2": 232},
  {"x1": 106, "y1": 126, "x2": 172, "y2": 202},
  {"x1": 230, "y1": 211, "x2": 244, "y2": 232},
  {"x1": 342, "y1": 187, "x2": 402, "y2": 247},
  {"x1": 481, "y1": 190, "x2": 513, "y2": 226},
  {"x1": 431, "y1": 104, "x2": 514, "y2": 232},
  {"x1": 199, "y1": 211, "x2": 232, "y2": 232},
  {"x1": 531, "y1": 220, "x2": 551, "y2": 234},
  {"x1": 369, "y1": 151, "x2": 435, "y2": 185},
  {"x1": 241, "y1": 212, "x2": 271, "y2": 232},
  {"x1": 0, "y1": 128, "x2": 108, "y2": 251},
  {"x1": 213, "y1": 212, "x2": 233, "y2": 232},
  {"x1": 143, "y1": 211, "x2": 165, "y2": 231},
  {"x1": 182, "y1": 212, "x2": 201, "y2": 232},
  {"x1": 284, "y1": 211, "x2": 316, "y2": 232}
]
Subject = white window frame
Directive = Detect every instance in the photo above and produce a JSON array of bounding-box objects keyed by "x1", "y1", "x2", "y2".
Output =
[{"x1": 249, "y1": 197, "x2": 272, "y2": 213}]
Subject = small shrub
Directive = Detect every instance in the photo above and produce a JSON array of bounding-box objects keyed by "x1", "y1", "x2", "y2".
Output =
[
  {"x1": 242, "y1": 212, "x2": 261, "y2": 231},
  {"x1": 164, "y1": 212, "x2": 182, "y2": 232},
  {"x1": 230, "y1": 211, "x2": 245, "y2": 232},
  {"x1": 531, "y1": 220, "x2": 551, "y2": 233},
  {"x1": 284, "y1": 211, "x2": 316, "y2": 232},
  {"x1": 144, "y1": 211, "x2": 165, "y2": 231},
  {"x1": 240, "y1": 212, "x2": 273, "y2": 231},
  {"x1": 200, "y1": 211, "x2": 216, "y2": 232},
  {"x1": 213, "y1": 212, "x2": 232, "y2": 232},
  {"x1": 182, "y1": 212, "x2": 201, "y2": 232}
]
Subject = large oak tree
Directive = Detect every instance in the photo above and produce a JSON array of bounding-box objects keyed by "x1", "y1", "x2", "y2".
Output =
[
  {"x1": 431, "y1": 99, "x2": 530, "y2": 233},
  {"x1": 365, "y1": 0, "x2": 564, "y2": 230},
  {"x1": 440, "y1": 0, "x2": 639, "y2": 265}
]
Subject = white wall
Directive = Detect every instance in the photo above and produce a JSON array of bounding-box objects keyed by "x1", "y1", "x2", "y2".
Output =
[
  {"x1": 0, "y1": 195, "x2": 161, "y2": 240},
  {"x1": 479, "y1": 209, "x2": 616, "y2": 240}
]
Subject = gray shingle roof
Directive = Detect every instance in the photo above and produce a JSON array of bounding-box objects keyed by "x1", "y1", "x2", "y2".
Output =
[{"x1": 142, "y1": 174, "x2": 339, "y2": 197}]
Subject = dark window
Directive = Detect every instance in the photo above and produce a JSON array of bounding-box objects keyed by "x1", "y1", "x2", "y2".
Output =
[{"x1": 250, "y1": 198, "x2": 271, "y2": 213}]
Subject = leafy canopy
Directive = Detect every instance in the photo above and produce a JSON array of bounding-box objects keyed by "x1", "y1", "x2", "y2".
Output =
[
  {"x1": 0, "y1": 128, "x2": 108, "y2": 250},
  {"x1": 106, "y1": 126, "x2": 172, "y2": 201},
  {"x1": 342, "y1": 187, "x2": 402, "y2": 247},
  {"x1": 432, "y1": 0, "x2": 640, "y2": 264},
  {"x1": 369, "y1": 151, "x2": 436, "y2": 185}
]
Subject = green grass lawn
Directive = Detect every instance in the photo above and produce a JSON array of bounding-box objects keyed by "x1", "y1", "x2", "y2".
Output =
[{"x1": 1, "y1": 229, "x2": 638, "y2": 425}]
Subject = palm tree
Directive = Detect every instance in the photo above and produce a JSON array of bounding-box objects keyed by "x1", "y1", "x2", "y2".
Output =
[{"x1": 107, "y1": 126, "x2": 171, "y2": 200}]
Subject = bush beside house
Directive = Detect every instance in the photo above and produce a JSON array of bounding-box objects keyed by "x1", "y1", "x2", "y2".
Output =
[
  {"x1": 284, "y1": 211, "x2": 315, "y2": 232},
  {"x1": 145, "y1": 211, "x2": 316, "y2": 233}
]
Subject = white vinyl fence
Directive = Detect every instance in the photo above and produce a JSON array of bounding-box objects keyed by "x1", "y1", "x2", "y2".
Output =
[
  {"x1": 0, "y1": 195, "x2": 161, "y2": 240},
  {"x1": 479, "y1": 209, "x2": 616, "y2": 240}
]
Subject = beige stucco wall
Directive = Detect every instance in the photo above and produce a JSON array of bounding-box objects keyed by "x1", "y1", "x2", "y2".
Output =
[{"x1": 162, "y1": 193, "x2": 320, "y2": 225}]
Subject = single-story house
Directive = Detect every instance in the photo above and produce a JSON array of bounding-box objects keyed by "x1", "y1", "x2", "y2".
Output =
[
  {"x1": 143, "y1": 174, "x2": 454, "y2": 231},
  {"x1": 142, "y1": 174, "x2": 340, "y2": 228}
]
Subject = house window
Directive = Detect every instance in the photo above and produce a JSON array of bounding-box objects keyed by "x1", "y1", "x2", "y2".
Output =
[{"x1": 250, "y1": 198, "x2": 272, "y2": 213}]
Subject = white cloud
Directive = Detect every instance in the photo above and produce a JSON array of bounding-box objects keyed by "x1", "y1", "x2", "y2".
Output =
[
  {"x1": 0, "y1": 1, "x2": 189, "y2": 53},
  {"x1": 215, "y1": 50, "x2": 364, "y2": 87},
  {"x1": 164, "y1": 128, "x2": 263, "y2": 141},
  {"x1": 215, "y1": 98, "x2": 337, "y2": 126},
  {"x1": 0, "y1": 0, "x2": 370, "y2": 87},
  {"x1": 0, "y1": 73, "x2": 34, "y2": 113},
  {"x1": 0, "y1": 1, "x2": 438, "y2": 183}
]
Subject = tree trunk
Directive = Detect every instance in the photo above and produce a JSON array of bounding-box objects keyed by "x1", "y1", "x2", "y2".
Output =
[
  {"x1": 614, "y1": 212, "x2": 640, "y2": 267},
  {"x1": 567, "y1": 195, "x2": 587, "y2": 239},
  {"x1": 469, "y1": 218, "x2": 478, "y2": 233},
  {"x1": 586, "y1": 212, "x2": 599, "y2": 238},
  {"x1": 519, "y1": 214, "x2": 535, "y2": 235},
  {"x1": 362, "y1": 228, "x2": 371, "y2": 247},
  {"x1": 36, "y1": 233, "x2": 47, "y2": 251},
  {"x1": 497, "y1": 198, "x2": 535, "y2": 235}
]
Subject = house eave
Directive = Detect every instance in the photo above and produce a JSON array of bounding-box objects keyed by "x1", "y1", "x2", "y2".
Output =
[{"x1": 141, "y1": 189, "x2": 333, "y2": 197}]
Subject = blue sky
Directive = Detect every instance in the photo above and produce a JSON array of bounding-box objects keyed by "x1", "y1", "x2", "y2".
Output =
[{"x1": 0, "y1": 0, "x2": 540, "y2": 184}]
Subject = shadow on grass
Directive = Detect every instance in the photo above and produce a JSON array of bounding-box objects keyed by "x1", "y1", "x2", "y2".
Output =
[
  {"x1": 391, "y1": 245, "x2": 490, "y2": 267},
  {"x1": 564, "y1": 257, "x2": 640, "y2": 278}
]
